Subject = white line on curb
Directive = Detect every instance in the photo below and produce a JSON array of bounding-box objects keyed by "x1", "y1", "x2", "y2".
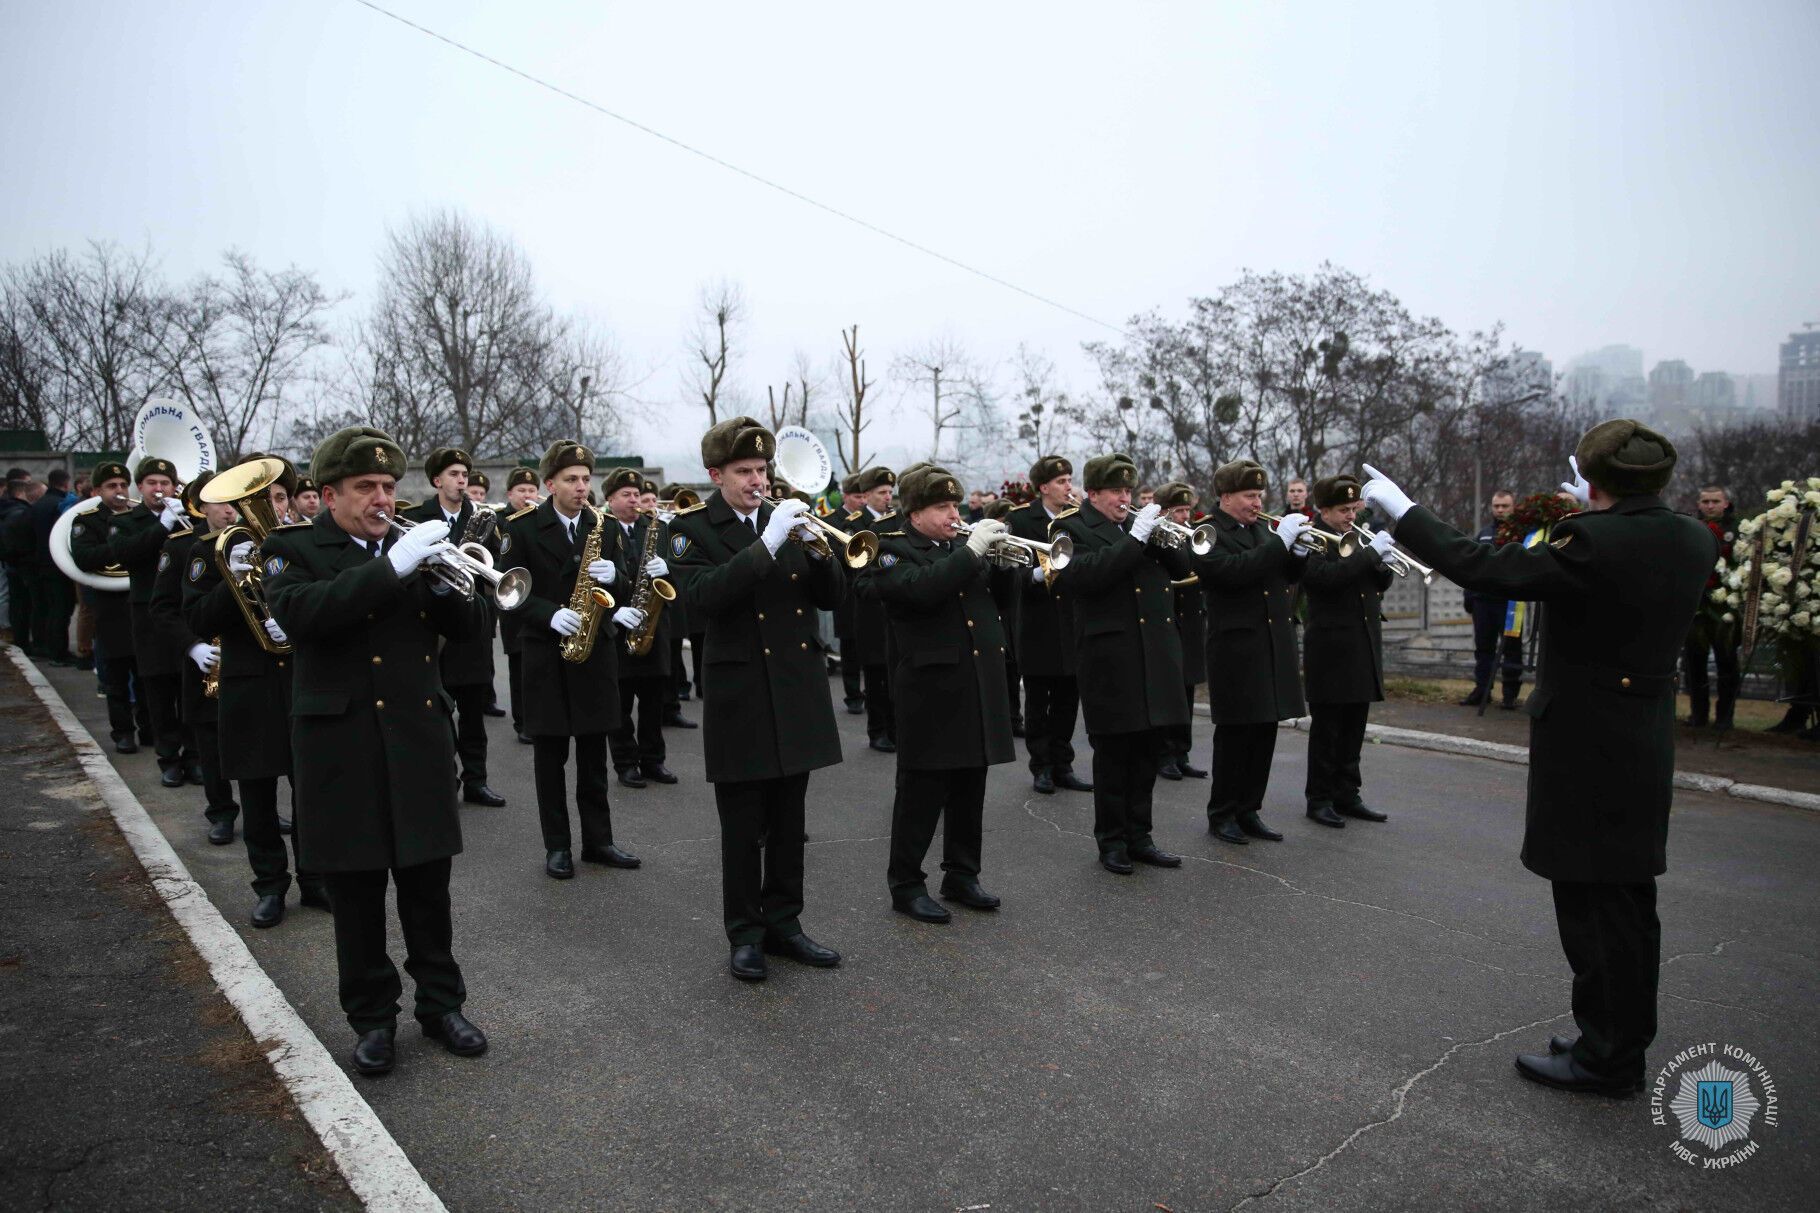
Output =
[{"x1": 8, "y1": 648, "x2": 446, "y2": 1213}]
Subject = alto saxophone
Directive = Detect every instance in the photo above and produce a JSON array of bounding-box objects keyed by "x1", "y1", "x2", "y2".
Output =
[
  {"x1": 624, "y1": 510, "x2": 676, "y2": 657},
  {"x1": 202, "y1": 638, "x2": 222, "y2": 699},
  {"x1": 559, "y1": 506, "x2": 616, "y2": 664}
]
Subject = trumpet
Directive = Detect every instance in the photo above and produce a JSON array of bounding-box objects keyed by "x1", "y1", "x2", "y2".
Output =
[
  {"x1": 1259, "y1": 511, "x2": 1345, "y2": 554},
  {"x1": 1150, "y1": 517, "x2": 1218, "y2": 555},
  {"x1": 381, "y1": 514, "x2": 532, "y2": 611},
  {"x1": 1348, "y1": 521, "x2": 1434, "y2": 583},
  {"x1": 951, "y1": 521, "x2": 1073, "y2": 571},
  {"x1": 767, "y1": 426, "x2": 877, "y2": 568}
]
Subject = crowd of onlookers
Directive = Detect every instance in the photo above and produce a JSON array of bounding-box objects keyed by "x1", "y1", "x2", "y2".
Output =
[{"x1": 0, "y1": 466, "x2": 90, "y2": 667}]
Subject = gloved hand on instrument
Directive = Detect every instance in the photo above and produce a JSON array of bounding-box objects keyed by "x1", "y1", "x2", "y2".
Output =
[
  {"x1": 1273, "y1": 511, "x2": 1310, "y2": 552},
  {"x1": 229, "y1": 541, "x2": 255, "y2": 577},
  {"x1": 612, "y1": 606, "x2": 645, "y2": 631},
  {"x1": 1128, "y1": 503, "x2": 1163, "y2": 544},
  {"x1": 1360, "y1": 464, "x2": 1415, "y2": 522},
  {"x1": 588, "y1": 558, "x2": 616, "y2": 586},
  {"x1": 1559, "y1": 455, "x2": 1591, "y2": 507},
  {"x1": 549, "y1": 607, "x2": 583, "y2": 637},
  {"x1": 159, "y1": 497, "x2": 188, "y2": 531},
  {"x1": 1369, "y1": 527, "x2": 1398, "y2": 559},
  {"x1": 386, "y1": 518, "x2": 449, "y2": 577},
  {"x1": 263, "y1": 618, "x2": 288, "y2": 646},
  {"x1": 964, "y1": 519, "x2": 1006, "y2": 557},
  {"x1": 187, "y1": 641, "x2": 219, "y2": 672},
  {"x1": 643, "y1": 557, "x2": 669, "y2": 579},
  {"x1": 763, "y1": 499, "x2": 811, "y2": 556}
]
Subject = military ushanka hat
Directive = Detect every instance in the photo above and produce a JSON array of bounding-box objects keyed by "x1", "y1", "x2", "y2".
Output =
[
  {"x1": 1153, "y1": 481, "x2": 1197, "y2": 510},
  {"x1": 243, "y1": 451, "x2": 298, "y2": 497},
  {"x1": 640, "y1": 477, "x2": 659, "y2": 496},
  {"x1": 134, "y1": 455, "x2": 178, "y2": 483},
  {"x1": 424, "y1": 447, "x2": 472, "y2": 480},
  {"x1": 1311, "y1": 474, "x2": 1363, "y2": 509},
  {"x1": 1082, "y1": 453, "x2": 1138, "y2": 492},
  {"x1": 853, "y1": 465, "x2": 897, "y2": 493},
  {"x1": 180, "y1": 469, "x2": 218, "y2": 516},
  {"x1": 700, "y1": 416, "x2": 773, "y2": 469},
  {"x1": 92, "y1": 459, "x2": 131, "y2": 487},
  {"x1": 505, "y1": 466, "x2": 539, "y2": 491},
  {"x1": 293, "y1": 476, "x2": 317, "y2": 496},
  {"x1": 539, "y1": 440, "x2": 595, "y2": 482},
  {"x1": 985, "y1": 497, "x2": 1016, "y2": 521},
  {"x1": 899, "y1": 465, "x2": 964, "y2": 514},
  {"x1": 1213, "y1": 459, "x2": 1268, "y2": 495},
  {"x1": 1575, "y1": 418, "x2": 1677, "y2": 498},
  {"x1": 470, "y1": 470, "x2": 490, "y2": 492},
  {"x1": 601, "y1": 466, "x2": 643, "y2": 496},
  {"x1": 311, "y1": 426, "x2": 406, "y2": 487},
  {"x1": 840, "y1": 472, "x2": 861, "y2": 496},
  {"x1": 1029, "y1": 454, "x2": 1072, "y2": 486}
]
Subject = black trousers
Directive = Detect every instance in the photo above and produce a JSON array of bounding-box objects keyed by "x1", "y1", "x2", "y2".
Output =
[
  {"x1": 663, "y1": 641, "x2": 682, "y2": 708},
  {"x1": 1090, "y1": 730, "x2": 1163, "y2": 852},
  {"x1": 191, "y1": 720, "x2": 238, "y2": 825},
  {"x1": 1208, "y1": 722, "x2": 1278, "y2": 823},
  {"x1": 888, "y1": 766, "x2": 986, "y2": 896},
  {"x1": 26, "y1": 569, "x2": 73, "y2": 660},
  {"x1": 687, "y1": 632, "x2": 705, "y2": 697},
  {"x1": 5, "y1": 565, "x2": 32, "y2": 651},
  {"x1": 323, "y1": 857, "x2": 465, "y2": 1034},
  {"x1": 1470, "y1": 599, "x2": 1524, "y2": 700},
  {"x1": 96, "y1": 651, "x2": 149, "y2": 744},
  {"x1": 1305, "y1": 702, "x2": 1370, "y2": 808},
  {"x1": 608, "y1": 674, "x2": 667, "y2": 770},
  {"x1": 240, "y1": 776, "x2": 292, "y2": 897},
  {"x1": 714, "y1": 772, "x2": 808, "y2": 945},
  {"x1": 140, "y1": 671, "x2": 189, "y2": 771},
  {"x1": 863, "y1": 663, "x2": 894, "y2": 741},
  {"x1": 1164, "y1": 682, "x2": 1198, "y2": 761},
  {"x1": 506, "y1": 650, "x2": 525, "y2": 733},
  {"x1": 1553, "y1": 879, "x2": 1659, "y2": 1085},
  {"x1": 1006, "y1": 653, "x2": 1022, "y2": 724},
  {"x1": 1022, "y1": 673, "x2": 1079, "y2": 774},
  {"x1": 445, "y1": 684, "x2": 490, "y2": 786},
  {"x1": 1682, "y1": 632, "x2": 1741, "y2": 724},
  {"x1": 532, "y1": 733, "x2": 614, "y2": 851},
  {"x1": 840, "y1": 642, "x2": 864, "y2": 706}
]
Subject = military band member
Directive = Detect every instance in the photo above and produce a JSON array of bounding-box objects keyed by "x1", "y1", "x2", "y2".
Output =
[
  {"x1": 833, "y1": 474, "x2": 867, "y2": 714},
  {"x1": 504, "y1": 442, "x2": 643, "y2": 879},
  {"x1": 1009, "y1": 456, "x2": 1092, "y2": 796},
  {"x1": 264, "y1": 426, "x2": 491, "y2": 1076},
  {"x1": 71, "y1": 461, "x2": 149, "y2": 753},
  {"x1": 497, "y1": 466, "x2": 540, "y2": 742},
  {"x1": 984, "y1": 495, "x2": 1024, "y2": 738},
  {"x1": 107, "y1": 455, "x2": 196, "y2": 787},
  {"x1": 292, "y1": 477, "x2": 321, "y2": 521},
  {"x1": 1363, "y1": 420, "x2": 1716, "y2": 1097},
  {"x1": 1194, "y1": 460, "x2": 1313, "y2": 846},
  {"x1": 1154, "y1": 482, "x2": 1208, "y2": 781},
  {"x1": 868, "y1": 466, "x2": 1015, "y2": 920},
  {"x1": 1051, "y1": 455, "x2": 1188, "y2": 874},
  {"x1": 601, "y1": 467, "x2": 679, "y2": 787},
  {"x1": 668, "y1": 416, "x2": 844, "y2": 981},
  {"x1": 402, "y1": 448, "x2": 506, "y2": 807},
  {"x1": 847, "y1": 465, "x2": 899, "y2": 751},
  {"x1": 1299, "y1": 475, "x2": 1395, "y2": 829},
  {"x1": 648, "y1": 477, "x2": 697, "y2": 732},
  {"x1": 465, "y1": 471, "x2": 490, "y2": 506}
]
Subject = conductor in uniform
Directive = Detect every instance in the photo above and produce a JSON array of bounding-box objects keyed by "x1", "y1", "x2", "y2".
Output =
[
  {"x1": 867, "y1": 466, "x2": 1015, "y2": 921},
  {"x1": 1194, "y1": 460, "x2": 1313, "y2": 846},
  {"x1": 264, "y1": 426, "x2": 491, "y2": 1076},
  {"x1": 1299, "y1": 475, "x2": 1395, "y2": 829},
  {"x1": 1363, "y1": 420, "x2": 1718, "y2": 1096},
  {"x1": 668, "y1": 416, "x2": 845, "y2": 981},
  {"x1": 1008, "y1": 456, "x2": 1092, "y2": 796},
  {"x1": 1050, "y1": 455, "x2": 1188, "y2": 873}
]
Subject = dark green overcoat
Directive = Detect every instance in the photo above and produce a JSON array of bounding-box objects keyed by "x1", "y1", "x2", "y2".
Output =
[
  {"x1": 1191, "y1": 507, "x2": 1307, "y2": 725},
  {"x1": 1300, "y1": 538, "x2": 1395, "y2": 704}
]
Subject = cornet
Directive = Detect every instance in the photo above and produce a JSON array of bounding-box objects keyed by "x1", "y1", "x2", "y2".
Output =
[
  {"x1": 1259, "y1": 511, "x2": 1346, "y2": 554},
  {"x1": 952, "y1": 521, "x2": 1073, "y2": 571},
  {"x1": 382, "y1": 514, "x2": 532, "y2": 611},
  {"x1": 1348, "y1": 521, "x2": 1434, "y2": 584},
  {"x1": 1149, "y1": 517, "x2": 1218, "y2": 555}
]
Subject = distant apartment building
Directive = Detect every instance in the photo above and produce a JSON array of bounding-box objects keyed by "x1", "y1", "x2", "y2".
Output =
[
  {"x1": 1647, "y1": 359, "x2": 1695, "y2": 413},
  {"x1": 1485, "y1": 348, "x2": 1553, "y2": 406},
  {"x1": 1691, "y1": 371, "x2": 1736, "y2": 412},
  {"x1": 1781, "y1": 329, "x2": 1820, "y2": 423}
]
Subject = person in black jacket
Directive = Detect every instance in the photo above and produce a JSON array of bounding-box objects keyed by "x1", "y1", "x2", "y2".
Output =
[
  {"x1": 1299, "y1": 475, "x2": 1396, "y2": 829},
  {"x1": 867, "y1": 467, "x2": 1015, "y2": 921},
  {"x1": 846, "y1": 465, "x2": 899, "y2": 751},
  {"x1": 1154, "y1": 482, "x2": 1208, "y2": 781},
  {"x1": 603, "y1": 467, "x2": 679, "y2": 787},
  {"x1": 1682, "y1": 485, "x2": 1740, "y2": 728},
  {"x1": 496, "y1": 466, "x2": 541, "y2": 742},
  {"x1": 1364, "y1": 419, "x2": 1718, "y2": 1097},
  {"x1": 1461, "y1": 490, "x2": 1523, "y2": 708},
  {"x1": 27, "y1": 470, "x2": 76, "y2": 664},
  {"x1": 71, "y1": 463, "x2": 146, "y2": 750},
  {"x1": 1007, "y1": 456, "x2": 1092, "y2": 796},
  {"x1": 107, "y1": 456, "x2": 194, "y2": 786}
]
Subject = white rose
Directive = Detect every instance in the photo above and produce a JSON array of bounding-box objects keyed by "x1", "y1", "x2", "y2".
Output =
[
  {"x1": 1808, "y1": 476, "x2": 1820, "y2": 489},
  {"x1": 1798, "y1": 581, "x2": 1814, "y2": 599},
  {"x1": 1807, "y1": 491, "x2": 1820, "y2": 507},
  {"x1": 1774, "y1": 602, "x2": 1790, "y2": 617},
  {"x1": 1768, "y1": 488, "x2": 1788, "y2": 503},
  {"x1": 1722, "y1": 612, "x2": 1736, "y2": 622},
  {"x1": 1771, "y1": 568, "x2": 1795, "y2": 589},
  {"x1": 1794, "y1": 611, "x2": 1813, "y2": 629},
  {"x1": 1763, "y1": 561, "x2": 1783, "y2": 577},
  {"x1": 1780, "y1": 479, "x2": 1796, "y2": 490},
  {"x1": 1738, "y1": 517, "x2": 1759, "y2": 537}
]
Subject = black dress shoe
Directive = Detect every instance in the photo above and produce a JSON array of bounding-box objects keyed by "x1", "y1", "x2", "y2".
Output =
[
  {"x1": 139, "y1": 732, "x2": 156, "y2": 747},
  {"x1": 1336, "y1": 801, "x2": 1388, "y2": 822},
  {"x1": 1032, "y1": 768, "x2": 1055, "y2": 795},
  {"x1": 462, "y1": 783, "x2": 507, "y2": 807},
  {"x1": 208, "y1": 820, "x2": 235, "y2": 846},
  {"x1": 892, "y1": 893, "x2": 952, "y2": 923},
  {"x1": 1513, "y1": 1051, "x2": 1640, "y2": 1097},
  {"x1": 1209, "y1": 818, "x2": 1249, "y2": 845},
  {"x1": 1458, "y1": 691, "x2": 1486, "y2": 707},
  {"x1": 113, "y1": 736, "x2": 138, "y2": 755},
  {"x1": 640, "y1": 763, "x2": 679, "y2": 784},
  {"x1": 1499, "y1": 698, "x2": 1519, "y2": 711},
  {"x1": 730, "y1": 943, "x2": 767, "y2": 981},
  {"x1": 1237, "y1": 811, "x2": 1283, "y2": 841},
  {"x1": 1130, "y1": 844, "x2": 1182, "y2": 867},
  {"x1": 299, "y1": 885, "x2": 332, "y2": 911},
  {"x1": 277, "y1": 816, "x2": 292, "y2": 836},
  {"x1": 1054, "y1": 769, "x2": 1094, "y2": 793},
  {"x1": 663, "y1": 712, "x2": 698, "y2": 730},
  {"x1": 580, "y1": 844, "x2": 641, "y2": 869},
  {"x1": 1011, "y1": 718, "x2": 1025, "y2": 738},
  {"x1": 939, "y1": 877, "x2": 1001, "y2": 909},
  {"x1": 545, "y1": 849, "x2": 575, "y2": 879},
  {"x1": 868, "y1": 736, "x2": 897, "y2": 753},
  {"x1": 1548, "y1": 1033, "x2": 1578, "y2": 1055},
  {"x1": 1306, "y1": 804, "x2": 1347, "y2": 828},
  {"x1": 482, "y1": 704, "x2": 506, "y2": 717},
  {"x1": 352, "y1": 1028, "x2": 395, "y2": 1076},
  {"x1": 1179, "y1": 761, "x2": 1208, "y2": 779},
  {"x1": 763, "y1": 932, "x2": 840, "y2": 967},
  {"x1": 1099, "y1": 849, "x2": 1134, "y2": 875},
  {"x1": 844, "y1": 701, "x2": 865, "y2": 715},
  {"x1": 516, "y1": 731, "x2": 534, "y2": 745},
  {"x1": 1157, "y1": 760, "x2": 1184, "y2": 781},
  {"x1": 185, "y1": 764, "x2": 206, "y2": 786},
  {"x1": 617, "y1": 768, "x2": 648, "y2": 788},
  {"x1": 422, "y1": 1011, "x2": 488, "y2": 1057},
  {"x1": 251, "y1": 893, "x2": 285, "y2": 928},
  {"x1": 160, "y1": 766, "x2": 185, "y2": 788}
]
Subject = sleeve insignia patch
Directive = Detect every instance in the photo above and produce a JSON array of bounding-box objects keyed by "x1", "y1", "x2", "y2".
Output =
[
  {"x1": 265, "y1": 555, "x2": 287, "y2": 576},
  {"x1": 187, "y1": 556, "x2": 206, "y2": 582},
  {"x1": 157, "y1": 551, "x2": 170, "y2": 573},
  {"x1": 879, "y1": 553, "x2": 898, "y2": 568},
  {"x1": 671, "y1": 533, "x2": 690, "y2": 557}
]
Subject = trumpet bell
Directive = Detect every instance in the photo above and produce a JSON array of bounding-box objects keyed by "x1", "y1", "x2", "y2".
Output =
[
  {"x1": 1047, "y1": 533, "x2": 1074, "y2": 569},
  {"x1": 844, "y1": 529, "x2": 878, "y2": 568},
  {"x1": 492, "y1": 567, "x2": 532, "y2": 612}
]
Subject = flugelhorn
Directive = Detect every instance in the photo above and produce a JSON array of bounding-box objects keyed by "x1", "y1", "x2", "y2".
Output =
[{"x1": 1259, "y1": 511, "x2": 1345, "y2": 554}]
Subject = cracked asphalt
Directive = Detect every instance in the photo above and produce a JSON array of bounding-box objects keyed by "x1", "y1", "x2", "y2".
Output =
[{"x1": 15, "y1": 650, "x2": 1820, "y2": 1212}]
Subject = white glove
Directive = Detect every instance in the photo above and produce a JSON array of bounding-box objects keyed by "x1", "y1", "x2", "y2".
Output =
[
  {"x1": 1360, "y1": 464, "x2": 1415, "y2": 521},
  {"x1": 1273, "y1": 511, "x2": 1310, "y2": 552},
  {"x1": 387, "y1": 518, "x2": 449, "y2": 576},
  {"x1": 263, "y1": 617, "x2": 288, "y2": 646},
  {"x1": 229, "y1": 541, "x2": 255, "y2": 577},
  {"x1": 964, "y1": 519, "x2": 1007, "y2": 557},
  {"x1": 549, "y1": 607, "x2": 583, "y2": 637},
  {"x1": 159, "y1": 497, "x2": 187, "y2": 531},
  {"x1": 187, "y1": 642, "x2": 218, "y2": 672},
  {"x1": 643, "y1": 556, "x2": 669, "y2": 578},
  {"x1": 1128, "y1": 502, "x2": 1163, "y2": 544},
  {"x1": 762, "y1": 499, "x2": 811, "y2": 555},
  {"x1": 587, "y1": 558, "x2": 617, "y2": 586},
  {"x1": 1369, "y1": 528, "x2": 1398, "y2": 559},
  {"x1": 1559, "y1": 454, "x2": 1590, "y2": 506},
  {"x1": 612, "y1": 606, "x2": 645, "y2": 631},
  {"x1": 1030, "y1": 565, "x2": 1048, "y2": 584}
]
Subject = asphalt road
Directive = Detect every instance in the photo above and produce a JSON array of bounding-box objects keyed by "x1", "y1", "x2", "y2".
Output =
[{"x1": 30, "y1": 652, "x2": 1820, "y2": 1212}]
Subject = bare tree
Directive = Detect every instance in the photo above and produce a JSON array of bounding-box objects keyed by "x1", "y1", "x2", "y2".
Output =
[
  {"x1": 1009, "y1": 343, "x2": 1076, "y2": 461},
  {"x1": 832, "y1": 324, "x2": 876, "y2": 474},
  {"x1": 892, "y1": 335, "x2": 998, "y2": 468},
  {"x1": 684, "y1": 279, "x2": 745, "y2": 426}
]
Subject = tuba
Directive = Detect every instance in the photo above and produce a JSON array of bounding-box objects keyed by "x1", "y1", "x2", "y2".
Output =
[
  {"x1": 199, "y1": 457, "x2": 293, "y2": 656},
  {"x1": 559, "y1": 505, "x2": 616, "y2": 663}
]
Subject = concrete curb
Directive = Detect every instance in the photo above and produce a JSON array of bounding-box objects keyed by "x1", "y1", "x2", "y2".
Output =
[
  {"x1": 8, "y1": 648, "x2": 445, "y2": 1212},
  {"x1": 1191, "y1": 701, "x2": 1818, "y2": 813}
]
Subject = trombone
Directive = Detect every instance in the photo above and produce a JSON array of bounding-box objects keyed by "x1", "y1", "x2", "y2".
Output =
[
  {"x1": 381, "y1": 514, "x2": 532, "y2": 610},
  {"x1": 1259, "y1": 511, "x2": 1345, "y2": 554},
  {"x1": 1348, "y1": 521, "x2": 1435, "y2": 584},
  {"x1": 952, "y1": 521, "x2": 1073, "y2": 571}
]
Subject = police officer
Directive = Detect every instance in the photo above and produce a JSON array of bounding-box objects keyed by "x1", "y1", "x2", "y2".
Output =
[
  {"x1": 403, "y1": 448, "x2": 506, "y2": 808},
  {"x1": 668, "y1": 416, "x2": 844, "y2": 982},
  {"x1": 1008, "y1": 456, "x2": 1092, "y2": 796},
  {"x1": 846, "y1": 466, "x2": 898, "y2": 752},
  {"x1": 106, "y1": 455, "x2": 195, "y2": 786},
  {"x1": 1363, "y1": 419, "x2": 1717, "y2": 1097},
  {"x1": 1154, "y1": 482, "x2": 1208, "y2": 781},
  {"x1": 1194, "y1": 460, "x2": 1313, "y2": 846},
  {"x1": 71, "y1": 461, "x2": 147, "y2": 752},
  {"x1": 1050, "y1": 454, "x2": 1188, "y2": 874},
  {"x1": 504, "y1": 443, "x2": 643, "y2": 879},
  {"x1": 1299, "y1": 475, "x2": 1395, "y2": 829},
  {"x1": 1683, "y1": 485, "x2": 1739, "y2": 729},
  {"x1": 1461, "y1": 490, "x2": 1524, "y2": 709},
  {"x1": 497, "y1": 466, "x2": 540, "y2": 742},
  {"x1": 868, "y1": 466, "x2": 1015, "y2": 921},
  {"x1": 264, "y1": 426, "x2": 491, "y2": 1077},
  {"x1": 601, "y1": 466, "x2": 679, "y2": 787}
]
